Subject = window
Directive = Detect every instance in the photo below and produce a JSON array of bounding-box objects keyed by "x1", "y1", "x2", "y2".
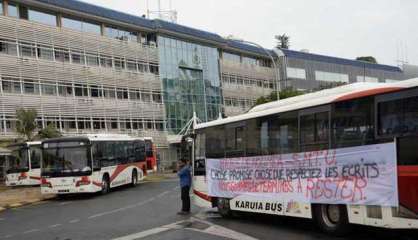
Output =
[
  {"x1": 86, "y1": 54, "x2": 99, "y2": 66},
  {"x1": 19, "y1": 42, "x2": 36, "y2": 58},
  {"x1": 138, "y1": 62, "x2": 148, "y2": 73},
  {"x1": 127, "y1": 60, "x2": 137, "y2": 71},
  {"x1": 205, "y1": 126, "x2": 225, "y2": 158},
  {"x1": 1, "y1": 77, "x2": 21, "y2": 93},
  {"x1": 278, "y1": 111, "x2": 299, "y2": 154},
  {"x1": 332, "y1": 98, "x2": 374, "y2": 148},
  {"x1": 152, "y1": 93, "x2": 162, "y2": 103},
  {"x1": 28, "y1": 9, "x2": 56, "y2": 26},
  {"x1": 117, "y1": 88, "x2": 128, "y2": 99},
  {"x1": 71, "y1": 50, "x2": 85, "y2": 65},
  {"x1": 105, "y1": 26, "x2": 138, "y2": 42},
  {"x1": 54, "y1": 48, "x2": 70, "y2": 62},
  {"x1": 8, "y1": 2, "x2": 18, "y2": 18},
  {"x1": 242, "y1": 56, "x2": 257, "y2": 66},
  {"x1": 30, "y1": 146, "x2": 42, "y2": 169},
  {"x1": 287, "y1": 67, "x2": 306, "y2": 79},
  {"x1": 114, "y1": 57, "x2": 125, "y2": 70},
  {"x1": 225, "y1": 124, "x2": 245, "y2": 157},
  {"x1": 62, "y1": 17, "x2": 101, "y2": 35},
  {"x1": 58, "y1": 83, "x2": 73, "y2": 97},
  {"x1": 90, "y1": 85, "x2": 103, "y2": 98},
  {"x1": 149, "y1": 64, "x2": 159, "y2": 75},
  {"x1": 223, "y1": 52, "x2": 241, "y2": 63},
  {"x1": 378, "y1": 94, "x2": 418, "y2": 136},
  {"x1": 300, "y1": 111, "x2": 330, "y2": 151},
  {"x1": 142, "y1": 93, "x2": 151, "y2": 102},
  {"x1": 0, "y1": 39, "x2": 17, "y2": 56},
  {"x1": 99, "y1": 55, "x2": 113, "y2": 68},
  {"x1": 41, "y1": 82, "x2": 57, "y2": 96},
  {"x1": 103, "y1": 88, "x2": 116, "y2": 99},
  {"x1": 357, "y1": 76, "x2": 379, "y2": 83},
  {"x1": 74, "y1": 84, "x2": 88, "y2": 97},
  {"x1": 37, "y1": 45, "x2": 54, "y2": 61},
  {"x1": 23, "y1": 80, "x2": 40, "y2": 95},
  {"x1": 0, "y1": 1, "x2": 3, "y2": 16},
  {"x1": 315, "y1": 71, "x2": 349, "y2": 83}
]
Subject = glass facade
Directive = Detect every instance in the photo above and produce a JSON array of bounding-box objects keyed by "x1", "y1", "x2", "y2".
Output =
[
  {"x1": 0, "y1": 1, "x2": 3, "y2": 16},
  {"x1": 158, "y1": 36, "x2": 222, "y2": 133},
  {"x1": 8, "y1": 2, "x2": 18, "y2": 18},
  {"x1": 28, "y1": 9, "x2": 56, "y2": 26}
]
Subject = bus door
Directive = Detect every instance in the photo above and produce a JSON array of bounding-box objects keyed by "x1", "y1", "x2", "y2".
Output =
[{"x1": 376, "y1": 89, "x2": 418, "y2": 218}]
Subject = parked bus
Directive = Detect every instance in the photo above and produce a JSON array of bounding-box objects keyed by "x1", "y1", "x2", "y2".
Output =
[
  {"x1": 41, "y1": 134, "x2": 147, "y2": 195},
  {"x1": 192, "y1": 78, "x2": 418, "y2": 235},
  {"x1": 5, "y1": 141, "x2": 42, "y2": 187},
  {"x1": 144, "y1": 137, "x2": 157, "y2": 171}
]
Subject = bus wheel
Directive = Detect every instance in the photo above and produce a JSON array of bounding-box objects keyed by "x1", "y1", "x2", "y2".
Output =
[
  {"x1": 131, "y1": 170, "x2": 138, "y2": 187},
  {"x1": 313, "y1": 204, "x2": 350, "y2": 236},
  {"x1": 101, "y1": 175, "x2": 110, "y2": 195},
  {"x1": 217, "y1": 198, "x2": 233, "y2": 218}
]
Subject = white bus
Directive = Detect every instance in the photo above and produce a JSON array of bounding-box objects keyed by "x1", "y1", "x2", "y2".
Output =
[
  {"x1": 6, "y1": 141, "x2": 42, "y2": 187},
  {"x1": 41, "y1": 134, "x2": 147, "y2": 195},
  {"x1": 192, "y1": 79, "x2": 418, "y2": 235}
]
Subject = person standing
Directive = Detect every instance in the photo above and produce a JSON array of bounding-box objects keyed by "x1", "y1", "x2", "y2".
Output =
[{"x1": 177, "y1": 159, "x2": 191, "y2": 215}]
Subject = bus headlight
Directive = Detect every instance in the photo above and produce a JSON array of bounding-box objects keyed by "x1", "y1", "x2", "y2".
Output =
[{"x1": 41, "y1": 178, "x2": 52, "y2": 188}]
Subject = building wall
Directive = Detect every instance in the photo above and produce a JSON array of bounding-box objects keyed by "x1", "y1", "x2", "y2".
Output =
[
  {"x1": 283, "y1": 57, "x2": 406, "y2": 91},
  {"x1": 0, "y1": 11, "x2": 168, "y2": 150},
  {"x1": 220, "y1": 55, "x2": 276, "y2": 117}
]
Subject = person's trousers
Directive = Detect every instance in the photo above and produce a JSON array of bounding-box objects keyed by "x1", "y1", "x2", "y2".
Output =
[{"x1": 181, "y1": 186, "x2": 190, "y2": 212}]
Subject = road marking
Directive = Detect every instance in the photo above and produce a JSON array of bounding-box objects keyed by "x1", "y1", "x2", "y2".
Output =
[
  {"x1": 112, "y1": 220, "x2": 185, "y2": 240},
  {"x1": 59, "y1": 201, "x2": 73, "y2": 206},
  {"x1": 189, "y1": 217, "x2": 258, "y2": 240},
  {"x1": 0, "y1": 218, "x2": 5, "y2": 221},
  {"x1": 156, "y1": 191, "x2": 171, "y2": 198},
  {"x1": 112, "y1": 216, "x2": 258, "y2": 240},
  {"x1": 4, "y1": 235, "x2": 13, "y2": 238},
  {"x1": 23, "y1": 229, "x2": 40, "y2": 234},
  {"x1": 88, "y1": 197, "x2": 155, "y2": 219},
  {"x1": 69, "y1": 219, "x2": 80, "y2": 223},
  {"x1": 48, "y1": 224, "x2": 62, "y2": 228}
]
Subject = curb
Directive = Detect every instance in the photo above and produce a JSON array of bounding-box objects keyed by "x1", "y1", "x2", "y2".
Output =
[{"x1": 0, "y1": 196, "x2": 55, "y2": 211}]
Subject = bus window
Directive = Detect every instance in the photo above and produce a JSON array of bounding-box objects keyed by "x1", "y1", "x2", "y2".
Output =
[
  {"x1": 378, "y1": 95, "x2": 418, "y2": 136},
  {"x1": 246, "y1": 119, "x2": 261, "y2": 156},
  {"x1": 278, "y1": 111, "x2": 299, "y2": 154},
  {"x1": 300, "y1": 111, "x2": 330, "y2": 152},
  {"x1": 30, "y1": 146, "x2": 42, "y2": 169},
  {"x1": 134, "y1": 141, "x2": 146, "y2": 162},
  {"x1": 194, "y1": 131, "x2": 206, "y2": 176},
  {"x1": 225, "y1": 124, "x2": 245, "y2": 158},
  {"x1": 397, "y1": 136, "x2": 418, "y2": 166},
  {"x1": 206, "y1": 126, "x2": 225, "y2": 158},
  {"x1": 332, "y1": 98, "x2": 374, "y2": 148}
]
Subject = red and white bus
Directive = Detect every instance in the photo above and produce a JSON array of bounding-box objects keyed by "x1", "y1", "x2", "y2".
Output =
[
  {"x1": 144, "y1": 137, "x2": 157, "y2": 172},
  {"x1": 6, "y1": 141, "x2": 42, "y2": 187},
  {"x1": 41, "y1": 134, "x2": 147, "y2": 195},
  {"x1": 192, "y1": 78, "x2": 418, "y2": 235}
]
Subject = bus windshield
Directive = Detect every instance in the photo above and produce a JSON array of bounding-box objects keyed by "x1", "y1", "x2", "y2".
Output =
[
  {"x1": 7, "y1": 147, "x2": 29, "y2": 173},
  {"x1": 145, "y1": 140, "x2": 154, "y2": 158},
  {"x1": 42, "y1": 141, "x2": 91, "y2": 176}
]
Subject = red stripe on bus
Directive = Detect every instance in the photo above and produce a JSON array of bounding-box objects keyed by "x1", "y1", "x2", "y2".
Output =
[
  {"x1": 334, "y1": 87, "x2": 403, "y2": 102},
  {"x1": 92, "y1": 181, "x2": 102, "y2": 187},
  {"x1": 193, "y1": 189, "x2": 212, "y2": 202},
  {"x1": 398, "y1": 166, "x2": 418, "y2": 177},
  {"x1": 29, "y1": 176, "x2": 41, "y2": 180},
  {"x1": 109, "y1": 162, "x2": 146, "y2": 183}
]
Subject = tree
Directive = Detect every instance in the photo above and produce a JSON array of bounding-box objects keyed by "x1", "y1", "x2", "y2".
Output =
[
  {"x1": 275, "y1": 34, "x2": 290, "y2": 49},
  {"x1": 15, "y1": 108, "x2": 38, "y2": 141},
  {"x1": 356, "y1": 56, "x2": 377, "y2": 64},
  {"x1": 37, "y1": 124, "x2": 62, "y2": 139},
  {"x1": 254, "y1": 88, "x2": 303, "y2": 107}
]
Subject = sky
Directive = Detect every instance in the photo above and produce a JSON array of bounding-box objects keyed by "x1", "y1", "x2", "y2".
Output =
[{"x1": 81, "y1": 0, "x2": 418, "y2": 66}]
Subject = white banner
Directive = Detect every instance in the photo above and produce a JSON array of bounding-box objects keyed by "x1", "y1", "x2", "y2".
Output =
[{"x1": 207, "y1": 142, "x2": 398, "y2": 207}]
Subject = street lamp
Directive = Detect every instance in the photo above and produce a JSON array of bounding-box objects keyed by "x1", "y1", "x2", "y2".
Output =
[{"x1": 235, "y1": 40, "x2": 281, "y2": 100}]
